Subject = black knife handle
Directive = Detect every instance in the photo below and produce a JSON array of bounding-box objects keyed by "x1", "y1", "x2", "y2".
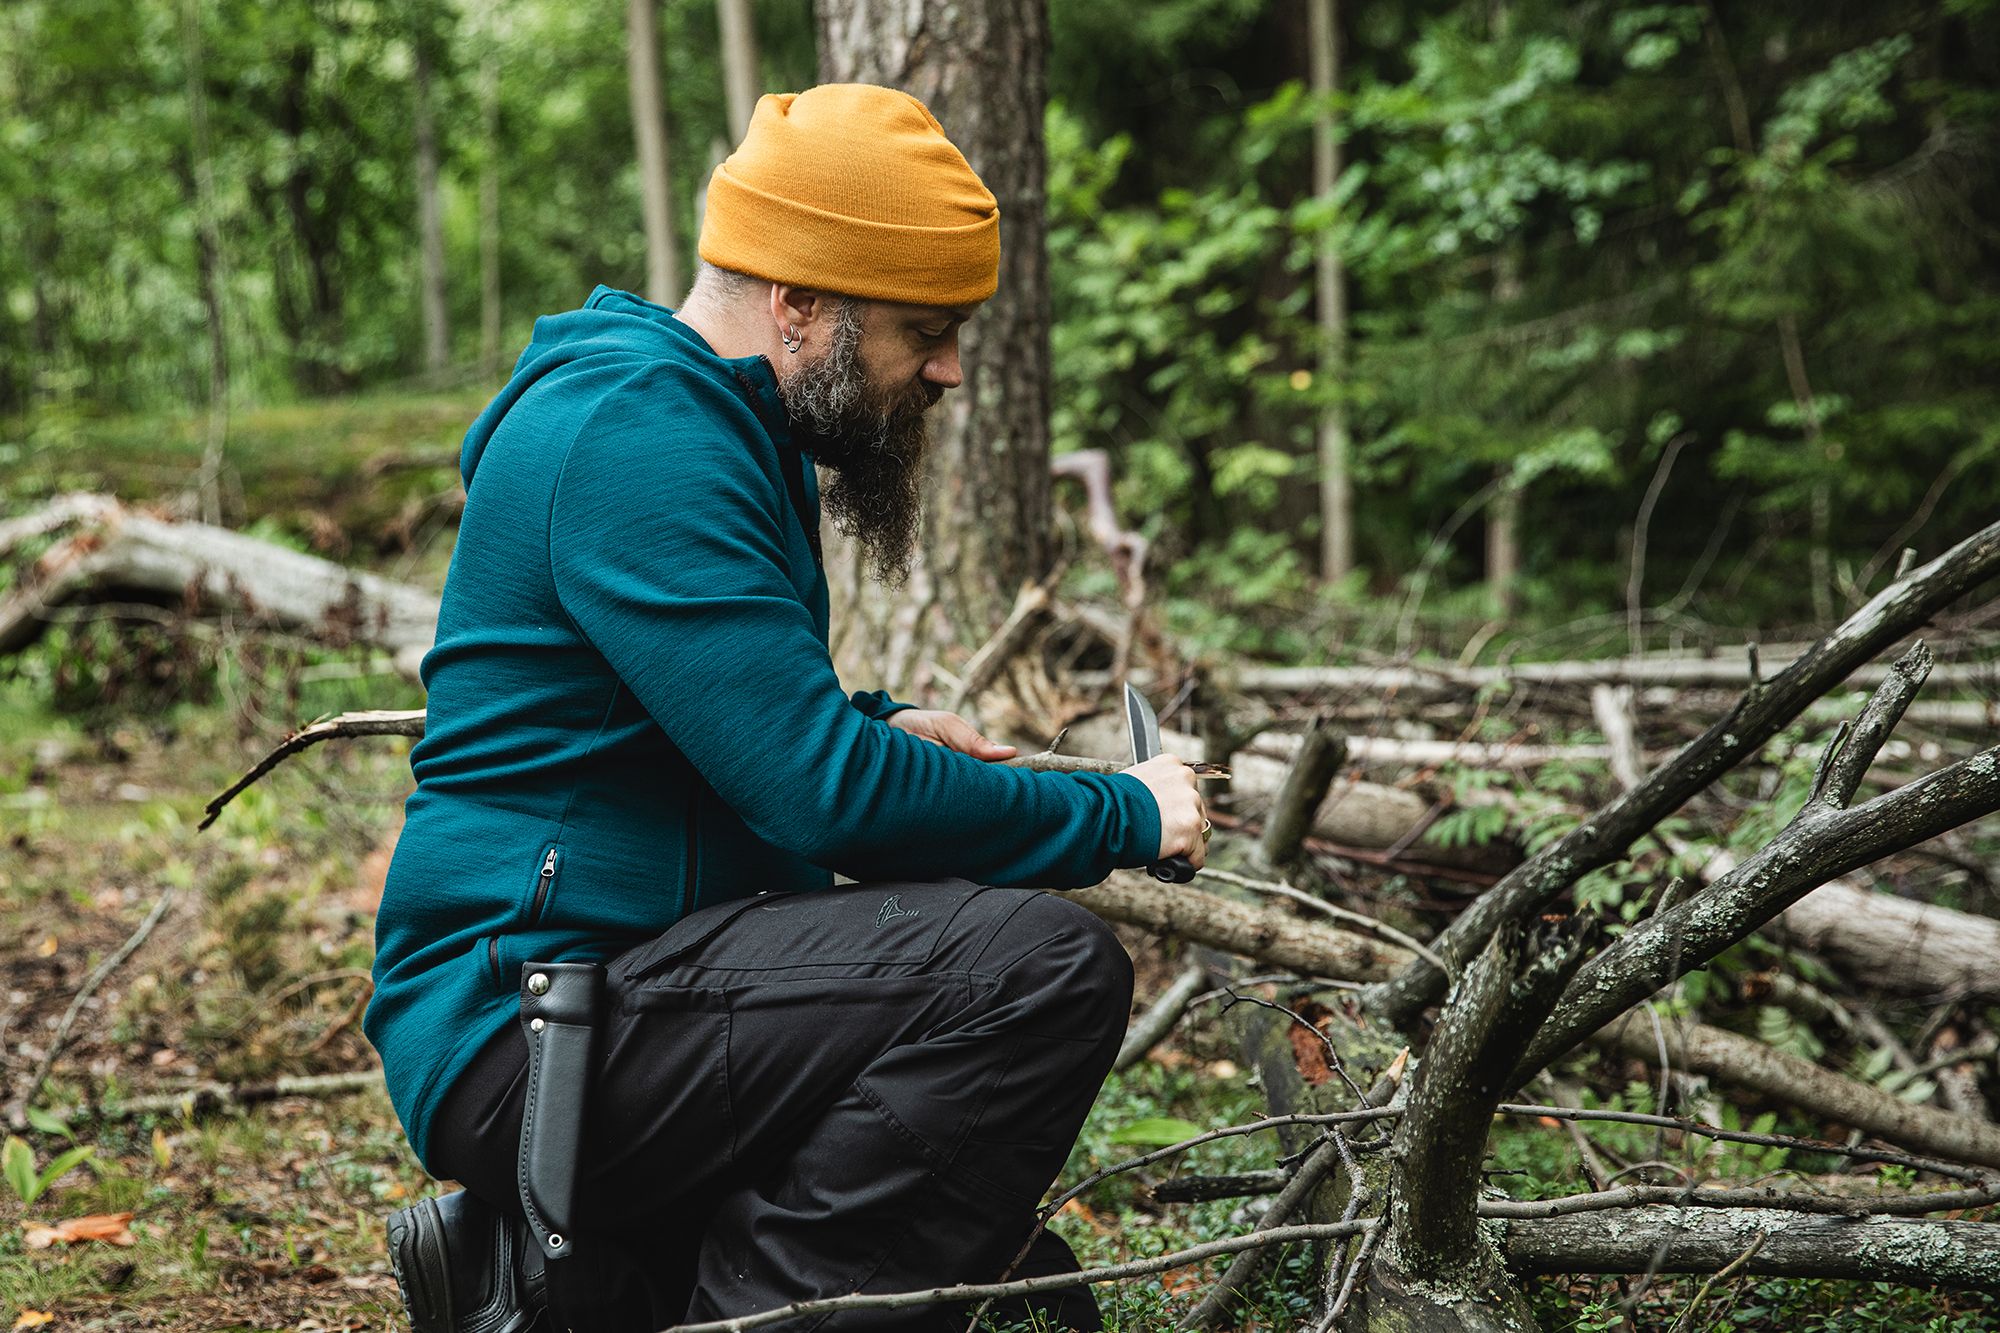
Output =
[{"x1": 1149, "y1": 855, "x2": 1198, "y2": 884}]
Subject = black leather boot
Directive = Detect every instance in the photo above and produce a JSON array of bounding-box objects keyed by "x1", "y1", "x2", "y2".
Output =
[{"x1": 387, "y1": 1190, "x2": 547, "y2": 1333}]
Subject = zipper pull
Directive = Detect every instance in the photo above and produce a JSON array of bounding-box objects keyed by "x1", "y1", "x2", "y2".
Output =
[{"x1": 540, "y1": 849, "x2": 559, "y2": 880}]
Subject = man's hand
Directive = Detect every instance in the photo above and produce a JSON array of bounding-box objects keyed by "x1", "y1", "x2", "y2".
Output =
[
  {"x1": 885, "y1": 709, "x2": 1019, "y2": 761},
  {"x1": 1121, "y1": 753, "x2": 1208, "y2": 870}
]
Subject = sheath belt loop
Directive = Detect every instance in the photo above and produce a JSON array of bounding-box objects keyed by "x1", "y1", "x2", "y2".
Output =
[{"x1": 516, "y1": 960, "x2": 604, "y2": 1263}]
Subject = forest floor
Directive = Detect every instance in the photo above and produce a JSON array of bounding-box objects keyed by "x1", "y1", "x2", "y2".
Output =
[{"x1": 3, "y1": 394, "x2": 1998, "y2": 1330}]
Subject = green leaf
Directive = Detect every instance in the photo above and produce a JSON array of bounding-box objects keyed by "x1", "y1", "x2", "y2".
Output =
[
  {"x1": 3, "y1": 1136, "x2": 39, "y2": 1204},
  {"x1": 34, "y1": 1145, "x2": 93, "y2": 1199},
  {"x1": 1109, "y1": 1117, "x2": 1206, "y2": 1146},
  {"x1": 24, "y1": 1105, "x2": 72, "y2": 1140}
]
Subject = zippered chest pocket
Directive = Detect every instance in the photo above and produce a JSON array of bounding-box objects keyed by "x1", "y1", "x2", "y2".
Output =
[{"x1": 524, "y1": 844, "x2": 562, "y2": 925}]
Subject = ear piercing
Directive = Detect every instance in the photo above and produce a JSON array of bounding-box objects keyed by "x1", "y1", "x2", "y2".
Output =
[{"x1": 781, "y1": 325, "x2": 802, "y2": 354}]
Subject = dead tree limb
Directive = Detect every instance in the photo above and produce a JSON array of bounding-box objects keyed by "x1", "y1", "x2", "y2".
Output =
[
  {"x1": 8, "y1": 888, "x2": 177, "y2": 1128},
  {"x1": 1260, "y1": 715, "x2": 1346, "y2": 867},
  {"x1": 200, "y1": 709, "x2": 427, "y2": 829},
  {"x1": 1114, "y1": 959, "x2": 1212, "y2": 1073},
  {"x1": 1372, "y1": 517, "x2": 2000, "y2": 1026},
  {"x1": 1522, "y1": 650, "x2": 2000, "y2": 1075},
  {"x1": 1499, "y1": 1210, "x2": 2000, "y2": 1291},
  {"x1": 1591, "y1": 1013, "x2": 2000, "y2": 1170},
  {"x1": 1058, "y1": 872, "x2": 1412, "y2": 982},
  {"x1": 0, "y1": 495, "x2": 441, "y2": 676}
]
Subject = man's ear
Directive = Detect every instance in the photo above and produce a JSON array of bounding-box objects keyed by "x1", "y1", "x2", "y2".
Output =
[{"x1": 771, "y1": 283, "x2": 830, "y2": 337}]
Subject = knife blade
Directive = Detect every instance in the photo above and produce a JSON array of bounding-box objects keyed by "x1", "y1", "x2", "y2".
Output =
[{"x1": 1124, "y1": 683, "x2": 1198, "y2": 884}]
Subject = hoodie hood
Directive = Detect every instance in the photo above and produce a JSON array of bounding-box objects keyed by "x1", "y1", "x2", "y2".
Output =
[{"x1": 459, "y1": 286, "x2": 779, "y2": 485}]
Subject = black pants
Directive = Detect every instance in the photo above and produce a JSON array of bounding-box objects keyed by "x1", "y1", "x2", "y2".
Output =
[{"x1": 428, "y1": 879, "x2": 1134, "y2": 1332}]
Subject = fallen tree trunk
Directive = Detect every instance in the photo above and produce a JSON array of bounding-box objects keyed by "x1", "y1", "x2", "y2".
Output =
[
  {"x1": 1500, "y1": 1209, "x2": 2000, "y2": 1291},
  {"x1": 1094, "y1": 650, "x2": 1999, "y2": 699},
  {"x1": 1772, "y1": 879, "x2": 2000, "y2": 1002},
  {"x1": 0, "y1": 495, "x2": 440, "y2": 678},
  {"x1": 1594, "y1": 1012, "x2": 2000, "y2": 1171},
  {"x1": 1058, "y1": 871, "x2": 1412, "y2": 983}
]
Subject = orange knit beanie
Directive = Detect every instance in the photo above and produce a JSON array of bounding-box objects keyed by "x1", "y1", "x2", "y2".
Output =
[{"x1": 698, "y1": 84, "x2": 1000, "y2": 307}]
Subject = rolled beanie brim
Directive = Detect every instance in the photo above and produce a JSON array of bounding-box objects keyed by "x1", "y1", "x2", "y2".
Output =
[{"x1": 700, "y1": 162, "x2": 1000, "y2": 307}]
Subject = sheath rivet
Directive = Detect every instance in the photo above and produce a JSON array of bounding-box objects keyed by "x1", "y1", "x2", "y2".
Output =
[
  {"x1": 530, "y1": 1017, "x2": 545, "y2": 1033},
  {"x1": 528, "y1": 972, "x2": 550, "y2": 995},
  {"x1": 548, "y1": 1234, "x2": 565, "y2": 1250}
]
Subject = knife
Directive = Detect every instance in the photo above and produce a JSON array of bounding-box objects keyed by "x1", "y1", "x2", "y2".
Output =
[{"x1": 1124, "y1": 683, "x2": 1198, "y2": 884}]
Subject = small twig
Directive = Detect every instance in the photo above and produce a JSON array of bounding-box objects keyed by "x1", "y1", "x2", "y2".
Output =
[
  {"x1": 10, "y1": 889, "x2": 177, "y2": 1127},
  {"x1": 1314, "y1": 1213, "x2": 1382, "y2": 1333},
  {"x1": 665, "y1": 1220, "x2": 1376, "y2": 1333},
  {"x1": 1217, "y1": 987, "x2": 1367, "y2": 1106},
  {"x1": 1179, "y1": 1131, "x2": 1352, "y2": 1329},
  {"x1": 1666, "y1": 1230, "x2": 1767, "y2": 1333},
  {"x1": 1495, "y1": 1103, "x2": 1994, "y2": 1183},
  {"x1": 302, "y1": 977, "x2": 375, "y2": 1056},
  {"x1": 1150, "y1": 1170, "x2": 1290, "y2": 1204},
  {"x1": 1114, "y1": 960, "x2": 1211, "y2": 1073},
  {"x1": 64, "y1": 1069, "x2": 384, "y2": 1124},
  {"x1": 201, "y1": 710, "x2": 427, "y2": 829},
  {"x1": 1202, "y1": 867, "x2": 1448, "y2": 974}
]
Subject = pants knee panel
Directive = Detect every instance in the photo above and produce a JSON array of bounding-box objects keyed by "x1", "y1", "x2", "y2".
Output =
[{"x1": 988, "y1": 894, "x2": 1133, "y2": 1039}]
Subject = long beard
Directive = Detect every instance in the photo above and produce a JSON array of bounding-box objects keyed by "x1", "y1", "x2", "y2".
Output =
[{"x1": 776, "y1": 306, "x2": 938, "y2": 587}]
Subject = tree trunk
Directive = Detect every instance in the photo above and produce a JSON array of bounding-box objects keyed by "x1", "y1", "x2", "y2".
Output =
[
  {"x1": 815, "y1": 0, "x2": 1053, "y2": 701},
  {"x1": 627, "y1": 0, "x2": 682, "y2": 306},
  {"x1": 413, "y1": 36, "x2": 450, "y2": 374},
  {"x1": 479, "y1": 46, "x2": 502, "y2": 377},
  {"x1": 716, "y1": 0, "x2": 761, "y2": 144},
  {"x1": 1312, "y1": 0, "x2": 1360, "y2": 580},
  {"x1": 1311, "y1": 0, "x2": 1353, "y2": 584},
  {"x1": 181, "y1": 0, "x2": 229, "y2": 526}
]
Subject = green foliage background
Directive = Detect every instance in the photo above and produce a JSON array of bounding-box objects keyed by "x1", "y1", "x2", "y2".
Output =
[{"x1": 3, "y1": 0, "x2": 1997, "y2": 642}]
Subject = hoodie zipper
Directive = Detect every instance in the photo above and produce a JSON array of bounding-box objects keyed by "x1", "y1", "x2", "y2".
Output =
[{"x1": 529, "y1": 847, "x2": 559, "y2": 924}]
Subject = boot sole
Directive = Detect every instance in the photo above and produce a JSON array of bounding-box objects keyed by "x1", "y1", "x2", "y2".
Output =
[{"x1": 387, "y1": 1196, "x2": 454, "y2": 1333}]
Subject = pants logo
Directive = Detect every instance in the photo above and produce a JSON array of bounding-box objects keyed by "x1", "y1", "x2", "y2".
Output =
[{"x1": 876, "y1": 894, "x2": 919, "y2": 927}]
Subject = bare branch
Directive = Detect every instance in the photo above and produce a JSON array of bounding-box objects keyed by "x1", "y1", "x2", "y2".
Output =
[
  {"x1": 200, "y1": 709, "x2": 427, "y2": 829},
  {"x1": 1476, "y1": 1179, "x2": 2000, "y2": 1220},
  {"x1": 8, "y1": 888, "x2": 177, "y2": 1128},
  {"x1": 1372, "y1": 515, "x2": 2000, "y2": 1025},
  {"x1": 1114, "y1": 960, "x2": 1211, "y2": 1073},
  {"x1": 659, "y1": 1220, "x2": 1377, "y2": 1333},
  {"x1": 1520, "y1": 738, "x2": 2000, "y2": 1077}
]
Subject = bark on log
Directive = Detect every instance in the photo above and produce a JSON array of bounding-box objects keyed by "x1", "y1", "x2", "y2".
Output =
[
  {"x1": 1058, "y1": 871, "x2": 1411, "y2": 982},
  {"x1": 0, "y1": 496, "x2": 439, "y2": 678},
  {"x1": 1772, "y1": 880, "x2": 2000, "y2": 1002},
  {"x1": 1500, "y1": 1209, "x2": 2000, "y2": 1292},
  {"x1": 1594, "y1": 1013, "x2": 2000, "y2": 1170}
]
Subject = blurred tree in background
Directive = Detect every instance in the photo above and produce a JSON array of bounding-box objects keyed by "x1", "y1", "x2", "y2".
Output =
[{"x1": 2, "y1": 0, "x2": 1995, "y2": 653}]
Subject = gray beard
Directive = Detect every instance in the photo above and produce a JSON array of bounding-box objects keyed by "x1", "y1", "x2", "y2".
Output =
[{"x1": 775, "y1": 303, "x2": 937, "y2": 587}]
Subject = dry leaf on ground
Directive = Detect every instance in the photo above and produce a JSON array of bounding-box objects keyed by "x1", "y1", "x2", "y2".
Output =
[{"x1": 23, "y1": 1211, "x2": 137, "y2": 1249}]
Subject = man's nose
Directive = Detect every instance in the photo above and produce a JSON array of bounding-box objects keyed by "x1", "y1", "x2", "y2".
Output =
[{"x1": 923, "y1": 340, "x2": 963, "y2": 390}]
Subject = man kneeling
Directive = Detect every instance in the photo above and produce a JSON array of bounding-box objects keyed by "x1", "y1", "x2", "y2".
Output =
[{"x1": 368, "y1": 83, "x2": 1208, "y2": 1332}]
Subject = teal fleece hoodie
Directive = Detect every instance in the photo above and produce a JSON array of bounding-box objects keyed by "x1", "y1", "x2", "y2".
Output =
[{"x1": 365, "y1": 287, "x2": 1163, "y2": 1166}]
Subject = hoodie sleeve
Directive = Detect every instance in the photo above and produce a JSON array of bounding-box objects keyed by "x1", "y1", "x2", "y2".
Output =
[{"x1": 547, "y1": 368, "x2": 1160, "y2": 888}]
